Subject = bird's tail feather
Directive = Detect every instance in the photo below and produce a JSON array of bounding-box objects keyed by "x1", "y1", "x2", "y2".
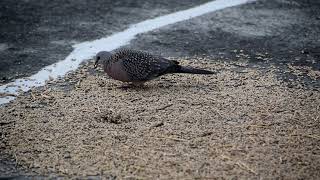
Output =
[{"x1": 175, "y1": 66, "x2": 215, "y2": 74}]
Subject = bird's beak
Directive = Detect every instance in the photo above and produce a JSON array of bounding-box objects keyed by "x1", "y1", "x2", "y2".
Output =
[{"x1": 94, "y1": 57, "x2": 99, "y2": 69}]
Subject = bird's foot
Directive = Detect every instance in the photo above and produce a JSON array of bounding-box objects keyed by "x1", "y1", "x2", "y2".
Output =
[{"x1": 118, "y1": 82, "x2": 146, "y2": 89}]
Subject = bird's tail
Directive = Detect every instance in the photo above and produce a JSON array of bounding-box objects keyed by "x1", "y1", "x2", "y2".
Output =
[{"x1": 175, "y1": 66, "x2": 215, "y2": 74}]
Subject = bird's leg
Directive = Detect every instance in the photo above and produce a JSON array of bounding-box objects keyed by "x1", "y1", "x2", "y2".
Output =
[
  {"x1": 118, "y1": 82, "x2": 145, "y2": 89},
  {"x1": 131, "y1": 82, "x2": 145, "y2": 87},
  {"x1": 118, "y1": 82, "x2": 132, "y2": 89}
]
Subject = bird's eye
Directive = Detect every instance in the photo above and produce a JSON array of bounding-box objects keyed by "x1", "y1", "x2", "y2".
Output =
[{"x1": 97, "y1": 56, "x2": 100, "y2": 60}]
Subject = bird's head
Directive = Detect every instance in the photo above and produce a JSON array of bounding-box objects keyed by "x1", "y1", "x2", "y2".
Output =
[{"x1": 94, "y1": 51, "x2": 112, "y2": 68}]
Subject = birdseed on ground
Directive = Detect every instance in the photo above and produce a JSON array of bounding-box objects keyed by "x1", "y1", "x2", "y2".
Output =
[{"x1": 0, "y1": 57, "x2": 319, "y2": 179}]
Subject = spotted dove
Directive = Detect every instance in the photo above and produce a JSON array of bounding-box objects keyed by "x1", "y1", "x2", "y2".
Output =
[{"x1": 94, "y1": 49, "x2": 214, "y2": 85}]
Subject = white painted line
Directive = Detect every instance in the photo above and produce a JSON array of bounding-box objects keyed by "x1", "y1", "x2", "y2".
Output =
[{"x1": 0, "y1": 0, "x2": 255, "y2": 105}]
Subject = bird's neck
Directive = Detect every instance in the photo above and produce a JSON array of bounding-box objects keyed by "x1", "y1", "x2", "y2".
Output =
[{"x1": 103, "y1": 59, "x2": 114, "y2": 73}]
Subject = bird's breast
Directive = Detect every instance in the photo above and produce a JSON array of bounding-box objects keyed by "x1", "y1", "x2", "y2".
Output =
[{"x1": 105, "y1": 62, "x2": 131, "y2": 82}]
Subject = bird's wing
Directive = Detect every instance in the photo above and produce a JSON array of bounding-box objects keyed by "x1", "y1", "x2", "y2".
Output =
[{"x1": 119, "y1": 49, "x2": 175, "y2": 81}]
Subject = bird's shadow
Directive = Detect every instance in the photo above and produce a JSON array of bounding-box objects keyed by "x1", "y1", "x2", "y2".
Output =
[{"x1": 115, "y1": 81, "x2": 217, "y2": 92}]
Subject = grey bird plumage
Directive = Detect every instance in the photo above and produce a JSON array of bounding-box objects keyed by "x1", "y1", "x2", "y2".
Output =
[{"x1": 94, "y1": 49, "x2": 215, "y2": 85}]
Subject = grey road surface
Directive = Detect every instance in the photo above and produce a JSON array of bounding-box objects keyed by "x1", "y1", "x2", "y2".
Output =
[{"x1": 0, "y1": 0, "x2": 210, "y2": 83}]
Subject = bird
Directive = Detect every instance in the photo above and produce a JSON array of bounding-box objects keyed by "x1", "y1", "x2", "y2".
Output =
[{"x1": 94, "y1": 49, "x2": 215, "y2": 86}]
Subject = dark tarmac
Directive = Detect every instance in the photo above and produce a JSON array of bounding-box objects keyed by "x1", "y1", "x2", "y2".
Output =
[
  {"x1": 0, "y1": 0, "x2": 210, "y2": 84},
  {"x1": 127, "y1": 0, "x2": 320, "y2": 88},
  {"x1": 0, "y1": 0, "x2": 319, "y2": 178}
]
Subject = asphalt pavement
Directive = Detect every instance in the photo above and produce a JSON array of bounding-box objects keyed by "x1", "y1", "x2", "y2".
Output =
[{"x1": 0, "y1": 0, "x2": 210, "y2": 84}]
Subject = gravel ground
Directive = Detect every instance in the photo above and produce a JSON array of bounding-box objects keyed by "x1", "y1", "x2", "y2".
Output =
[{"x1": 1, "y1": 57, "x2": 319, "y2": 179}]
